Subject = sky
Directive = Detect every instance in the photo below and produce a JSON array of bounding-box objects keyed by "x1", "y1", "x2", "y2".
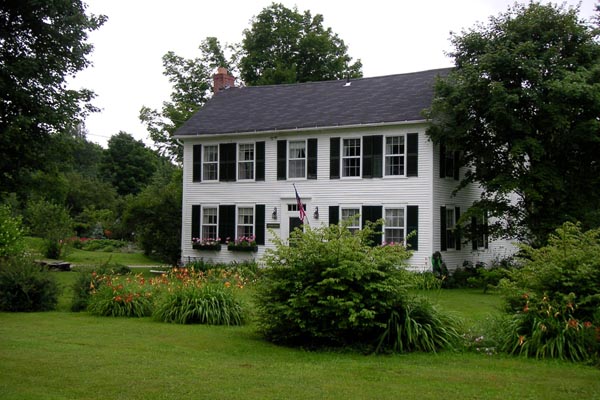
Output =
[{"x1": 69, "y1": 0, "x2": 599, "y2": 148}]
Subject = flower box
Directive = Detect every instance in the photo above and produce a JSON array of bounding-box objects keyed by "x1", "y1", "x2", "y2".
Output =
[
  {"x1": 227, "y1": 235, "x2": 258, "y2": 252},
  {"x1": 227, "y1": 244, "x2": 258, "y2": 252},
  {"x1": 192, "y1": 243, "x2": 222, "y2": 251}
]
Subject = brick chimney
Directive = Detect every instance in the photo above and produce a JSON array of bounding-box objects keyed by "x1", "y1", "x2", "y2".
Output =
[{"x1": 213, "y1": 67, "x2": 235, "y2": 94}]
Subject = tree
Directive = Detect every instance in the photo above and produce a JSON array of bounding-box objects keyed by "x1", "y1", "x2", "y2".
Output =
[
  {"x1": 121, "y1": 168, "x2": 182, "y2": 264},
  {"x1": 425, "y1": 3, "x2": 600, "y2": 245},
  {"x1": 0, "y1": 1, "x2": 106, "y2": 193},
  {"x1": 240, "y1": 3, "x2": 362, "y2": 86},
  {"x1": 99, "y1": 132, "x2": 160, "y2": 196},
  {"x1": 140, "y1": 37, "x2": 232, "y2": 162}
]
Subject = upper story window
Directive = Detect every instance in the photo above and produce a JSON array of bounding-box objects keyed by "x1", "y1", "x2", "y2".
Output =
[
  {"x1": 288, "y1": 140, "x2": 306, "y2": 178},
  {"x1": 203, "y1": 145, "x2": 218, "y2": 181},
  {"x1": 384, "y1": 208, "x2": 405, "y2": 244},
  {"x1": 238, "y1": 143, "x2": 255, "y2": 180},
  {"x1": 342, "y1": 138, "x2": 361, "y2": 177},
  {"x1": 237, "y1": 207, "x2": 254, "y2": 238},
  {"x1": 202, "y1": 207, "x2": 218, "y2": 239},
  {"x1": 341, "y1": 207, "x2": 360, "y2": 232},
  {"x1": 385, "y1": 136, "x2": 405, "y2": 176}
]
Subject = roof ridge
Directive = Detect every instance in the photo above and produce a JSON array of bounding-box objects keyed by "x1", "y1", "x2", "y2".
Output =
[{"x1": 238, "y1": 67, "x2": 453, "y2": 90}]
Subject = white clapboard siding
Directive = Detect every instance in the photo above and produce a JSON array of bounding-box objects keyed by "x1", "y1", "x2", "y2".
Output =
[{"x1": 180, "y1": 123, "x2": 515, "y2": 268}]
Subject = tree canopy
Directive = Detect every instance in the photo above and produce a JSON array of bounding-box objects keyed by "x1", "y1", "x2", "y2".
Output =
[
  {"x1": 240, "y1": 3, "x2": 362, "y2": 85},
  {"x1": 425, "y1": 2, "x2": 600, "y2": 245},
  {"x1": 0, "y1": 1, "x2": 106, "y2": 193}
]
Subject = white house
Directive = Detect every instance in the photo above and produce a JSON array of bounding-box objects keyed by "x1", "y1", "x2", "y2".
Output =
[{"x1": 174, "y1": 68, "x2": 513, "y2": 269}]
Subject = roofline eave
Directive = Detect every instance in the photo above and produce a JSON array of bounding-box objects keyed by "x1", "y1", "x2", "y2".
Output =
[{"x1": 174, "y1": 119, "x2": 430, "y2": 140}]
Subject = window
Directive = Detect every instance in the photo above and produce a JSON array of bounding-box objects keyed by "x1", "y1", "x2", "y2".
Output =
[
  {"x1": 237, "y1": 207, "x2": 254, "y2": 238},
  {"x1": 444, "y1": 151, "x2": 455, "y2": 178},
  {"x1": 385, "y1": 136, "x2": 405, "y2": 176},
  {"x1": 203, "y1": 145, "x2": 218, "y2": 181},
  {"x1": 384, "y1": 208, "x2": 405, "y2": 244},
  {"x1": 341, "y1": 207, "x2": 360, "y2": 232},
  {"x1": 342, "y1": 138, "x2": 361, "y2": 177},
  {"x1": 288, "y1": 140, "x2": 306, "y2": 178},
  {"x1": 202, "y1": 207, "x2": 218, "y2": 239},
  {"x1": 473, "y1": 213, "x2": 487, "y2": 249},
  {"x1": 238, "y1": 144, "x2": 254, "y2": 180},
  {"x1": 446, "y1": 208, "x2": 456, "y2": 249}
]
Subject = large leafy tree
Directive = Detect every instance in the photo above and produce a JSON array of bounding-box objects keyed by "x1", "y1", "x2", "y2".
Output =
[
  {"x1": 99, "y1": 132, "x2": 160, "y2": 197},
  {"x1": 426, "y1": 2, "x2": 600, "y2": 245},
  {"x1": 0, "y1": 1, "x2": 106, "y2": 193},
  {"x1": 240, "y1": 3, "x2": 362, "y2": 86},
  {"x1": 139, "y1": 37, "x2": 231, "y2": 162}
]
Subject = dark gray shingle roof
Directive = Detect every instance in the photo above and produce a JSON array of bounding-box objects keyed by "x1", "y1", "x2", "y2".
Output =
[{"x1": 175, "y1": 67, "x2": 451, "y2": 137}]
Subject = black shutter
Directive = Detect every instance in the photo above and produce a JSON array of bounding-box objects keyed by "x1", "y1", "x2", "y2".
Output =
[
  {"x1": 307, "y1": 138, "x2": 318, "y2": 179},
  {"x1": 329, "y1": 206, "x2": 339, "y2": 225},
  {"x1": 439, "y1": 143, "x2": 446, "y2": 178},
  {"x1": 193, "y1": 144, "x2": 202, "y2": 182},
  {"x1": 471, "y1": 216, "x2": 478, "y2": 250},
  {"x1": 218, "y1": 205, "x2": 236, "y2": 243},
  {"x1": 453, "y1": 151, "x2": 460, "y2": 180},
  {"x1": 277, "y1": 140, "x2": 287, "y2": 180},
  {"x1": 406, "y1": 133, "x2": 418, "y2": 177},
  {"x1": 256, "y1": 141, "x2": 265, "y2": 181},
  {"x1": 362, "y1": 205, "x2": 383, "y2": 246},
  {"x1": 484, "y1": 211, "x2": 489, "y2": 249},
  {"x1": 455, "y1": 207, "x2": 461, "y2": 250},
  {"x1": 191, "y1": 205, "x2": 201, "y2": 240},
  {"x1": 219, "y1": 143, "x2": 236, "y2": 182},
  {"x1": 372, "y1": 135, "x2": 383, "y2": 178},
  {"x1": 363, "y1": 136, "x2": 373, "y2": 178},
  {"x1": 255, "y1": 204, "x2": 265, "y2": 245},
  {"x1": 406, "y1": 205, "x2": 419, "y2": 251},
  {"x1": 330, "y1": 137, "x2": 340, "y2": 179},
  {"x1": 440, "y1": 206, "x2": 447, "y2": 251},
  {"x1": 362, "y1": 135, "x2": 383, "y2": 179}
]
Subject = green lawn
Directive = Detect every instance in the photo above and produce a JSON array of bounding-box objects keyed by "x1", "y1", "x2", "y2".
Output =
[
  {"x1": 1, "y1": 276, "x2": 599, "y2": 400},
  {"x1": 25, "y1": 236, "x2": 164, "y2": 267}
]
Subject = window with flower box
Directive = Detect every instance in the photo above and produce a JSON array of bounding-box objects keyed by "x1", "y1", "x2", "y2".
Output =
[{"x1": 202, "y1": 207, "x2": 218, "y2": 239}]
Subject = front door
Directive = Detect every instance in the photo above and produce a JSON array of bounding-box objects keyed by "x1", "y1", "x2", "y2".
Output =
[{"x1": 289, "y1": 216, "x2": 303, "y2": 238}]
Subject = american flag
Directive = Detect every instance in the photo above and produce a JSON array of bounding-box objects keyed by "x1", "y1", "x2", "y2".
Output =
[{"x1": 294, "y1": 184, "x2": 307, "y2": 223}]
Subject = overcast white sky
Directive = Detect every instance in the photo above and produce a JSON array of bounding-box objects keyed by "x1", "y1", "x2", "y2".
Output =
[{"x1": 70, "y1": 0, "x2": 598, "y2": 147}]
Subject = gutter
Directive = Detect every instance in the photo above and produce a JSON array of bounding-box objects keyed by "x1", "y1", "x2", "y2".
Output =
[{"x1": 173, "y1": 119, "x2": 430, "y2": 140}]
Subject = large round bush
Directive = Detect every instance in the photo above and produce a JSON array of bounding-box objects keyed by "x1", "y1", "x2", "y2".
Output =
[
  {"x1": 0, "y1": 257, "x2": 60, "y2": 312},
  {"x1": 256, "y1": 222, "x2": 461, "y2": 352}
]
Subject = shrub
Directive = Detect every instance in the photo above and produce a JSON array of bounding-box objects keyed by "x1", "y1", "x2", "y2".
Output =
[
  {"x1": 406, "y1": 272, "x2": 443, "y2": 290},
  {"x1": 0, "y1": 204, "x2": 25, "y2": 258},
  {"x1": 376, "y1": 296, "x2": 462, "y2": 353},
  {"x1": 497, "y1": 222, "x2": 600, "y2": 362},
  {"x1": 495, "y1": 293, "x2": 599, "y2": 362},
  {"x1": 256, "y1": 222, "x2": 460, "y2": 352},
  {"x1": 153, "y1": 283, "x2": 246, "y2": 325},
  {"x1": 87, "y1": 273, "x2": 153, "y2": 317},
  {"x1": 25, "y1": 200, "x2": 73, "y2": 259},
  {"x1": 70, "y1": 264, "x2": 132, "y2": 312},
  {"x1": 0, "y1": 257, "x2": 60, "y2": 311}
]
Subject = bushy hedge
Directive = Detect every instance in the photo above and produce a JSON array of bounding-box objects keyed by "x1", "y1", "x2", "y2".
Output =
[
  {"x1": 255, "y1": 222, "x2": 461, "y2": 352},
  {"x1": 498, "y1": 222, "x2": 600, "y2": 362},
  {"x1": 0, "y1": 257, "x2": 60, "y2": 312}
]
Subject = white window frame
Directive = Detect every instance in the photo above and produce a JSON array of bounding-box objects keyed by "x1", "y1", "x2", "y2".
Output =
[
  {"x1": 236, "y1": 206, "x2": 254, "y2": 238},
  {"x1": 341, "y1": 206, "x2": 361, "y2": 232},
  {"x1": 383, "y1": 206, "x2": 405, "y2": 244},
  {"x1": 288, "y1": 140, "x2": 307, "y2": 179},
  {"x1": 237, "y1": 143, "x2": 255, "y2": 181},
  {"x1": 202, "y1": 145, "x2": 219, "y2": 181},
  {"x1": 342, "y1": 137, "x2": 361, "y2": 178},
  {"x1": 201, "y1": 206, "x2": 218, "y2": 240},
  {"x1": 384, "y1": 135, "x2": 406, "y2": 177},
  {"x1": 474, "y1": 213, "x2": 487, "y2": 249}
]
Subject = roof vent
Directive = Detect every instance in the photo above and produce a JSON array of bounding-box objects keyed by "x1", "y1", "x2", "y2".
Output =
[{"x1": 344, "y1": 81, "x2": 351, "y2": 87}]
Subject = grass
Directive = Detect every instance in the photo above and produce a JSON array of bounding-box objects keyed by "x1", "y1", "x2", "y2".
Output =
[
  {"x1": 1, "y1": 273, "x2": 599, "y2": 399},
  {"x1": 24, "y1": 236, "x2": 164, "y2": 267}
]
